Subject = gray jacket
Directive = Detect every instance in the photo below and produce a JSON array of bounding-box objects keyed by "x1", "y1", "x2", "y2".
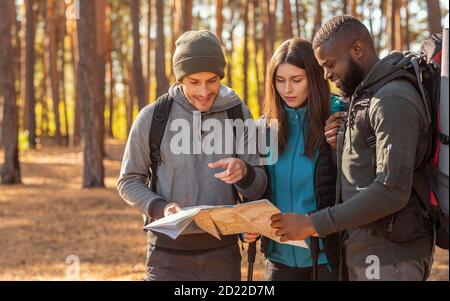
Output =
[
  {"x1": 117, "y1": 84, "x2": 267, "y2": 250},
  {"x1": 311, "y1": 53, "x2": 434, "y2": 266}
]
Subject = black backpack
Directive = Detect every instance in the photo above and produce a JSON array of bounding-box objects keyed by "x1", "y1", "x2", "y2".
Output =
[{"x1": 355, "y1": 34, "x2": 449, "y2": 249}]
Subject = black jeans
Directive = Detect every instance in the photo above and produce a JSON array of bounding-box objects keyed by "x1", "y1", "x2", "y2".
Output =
[
  {"x1": 265, "y1": 259, "x2": 338, "y2": 281},
  {"x1": 146, "y1": 244, "x2": 242, "y2": 281}
]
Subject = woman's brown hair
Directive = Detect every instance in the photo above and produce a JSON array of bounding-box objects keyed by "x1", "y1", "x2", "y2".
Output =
[{"x1": 263, "y1": 38, "x2": 330, "y2": 157}]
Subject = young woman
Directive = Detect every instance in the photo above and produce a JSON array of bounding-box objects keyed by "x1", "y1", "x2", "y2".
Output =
[{"x1": 245, "y1": 38, "x2": 345, "y2": 281}]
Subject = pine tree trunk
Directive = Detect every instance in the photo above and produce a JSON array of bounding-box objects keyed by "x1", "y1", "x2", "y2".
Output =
[
  {"x1": 403, "y1": 0, "x2": 410, "y2": 50},
  {"x1": 155, "y1": 0, "x2": 169, "y2": 97},
  {"x1": 24, "y1": 0, "x2": 37, "y2": 149},
  {"x1": 426, "y1": 0, "x2": 442, "y2": 34},
  {"x1": 226, "y1": 0, "x2": 238, "y2": 89},
  {"x1": 95, "y1": 0, "x2": 106, "y2": 156},
  {"x1": 182, "y1": 0, "x2": 193, "y2": 32},
  {"x1": 251, "y1": 0, "x2": 263, "y2": 115},
  {"x1": 394, "y1": 0, "x2": 403, "y2": 50},
  {"x1": 0, "y1": 0, "x2": 21, "y2": 184},
  {"x1": 77, "y1": 0, "x2": 104, "y2": 188},
  {"x1": 126, "y1": 65, "x2": 134, "y2": 135},
  {"x1": 295, "y1": 0, "x2": 301, "y2": 37},
  {"x1": 70, "y1": 22, "x2": 81, "y2": 146},
  {"x1": 386, "y1": 0, "x2": 396, "y2": 50},
  {"x1": 131, "y1": 0, "x2": 147, "y2": 110},
  {"x1": 146, "y1": 0, "x2": 152, "y2": 103},
  {"x1": 282, "y1": 0, "x2": 293, "y2": 40},
  {"x1": 312, "y1": 0, "x2": 322, "y2": 40},
  {"x1": 216, "y1": 0, "x2": 223, "y2": 42},
  {"x1": 46, "y1": 0, "x2": 62, "y2": 145},
  {"x1": 242, "y1": 0, "x2": 250, "y2": 105},
  {"x1": 350, "y1": 0, "x2": 357, "y2": 17}
]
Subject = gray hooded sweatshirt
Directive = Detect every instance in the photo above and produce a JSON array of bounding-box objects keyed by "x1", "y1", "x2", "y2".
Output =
[{"x1": 117, "y1": 84, "x2": 267, "y2": 250}]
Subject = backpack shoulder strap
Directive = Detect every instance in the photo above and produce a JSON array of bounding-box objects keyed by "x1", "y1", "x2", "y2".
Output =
[
  {"x1": 226, "y1": 104, "x2": 247, "y2": 204},
  {"x1": 357, "y1": 70, "x2": 419, "y2": 166},
  {"x1": 226, "y1": 104, "x2": 245, "y2": 123},
  {"x1": 226, "y1": 104, "x2": 245, "y2": 156},
  {"x1": 149, "y1": 93, "x2": 173, "y2": 190}
]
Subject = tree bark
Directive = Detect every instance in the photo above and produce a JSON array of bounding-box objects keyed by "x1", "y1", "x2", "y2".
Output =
[
  {"x1": 146, "y1": 0, "x2": 152, "y2": 103},
  {"x1": 242, "y1": 0, "x2": 250, "y2": 105},
  {"x1": 350, "y1": 0, "x2": 357, "y2": 17},
  {"x1": 95, "y1": 0, "x2": 106, "y2": 156},
  {"x1": 70, "y1": 21, "x2": 81, "y2": 146},
  {"x1": 295, "y1": 0, "x2": 301, "y2": 37},
  {"x1": 155, "y1": 0, "x2": 169, "y2": 97},
  {"x1": 312, "y1": 0, "x2": 322, "y2": 40},
  {"x1": 77, "y1": 0, "x2": 104, "y2": 188},
  {"x1": 426, "y1": 0, "x2": 442, "y2": 34},
  {"x1": 251, "y1": 0, "x2": 263, "y2": 115},
  {"x1": 0, "y1": 0, "x2": 21, "y2": 184},
  {"x1": 216, "y1": 0, "x2": 223, "y2": 42},
  {"x1": 282, "y1": 0, "x2": 293, "y2": 40},
  {"x1": 131, "y1": 0, "x2": 147, "y2": 110},
  {"x1": 46, "y1": 0, "x2": 62, "y2": 145},
  {"x1": 24, "y1": 0, "x2": 37, "y2": 149}
]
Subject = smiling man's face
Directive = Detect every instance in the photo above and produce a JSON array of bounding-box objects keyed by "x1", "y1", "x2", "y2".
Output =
[
  {"x1": 314, "y1": 40, "x2": 365, "y2": 99},
  {"x1": 181, "y1": 72, "x2": 221, "y2": 112}
]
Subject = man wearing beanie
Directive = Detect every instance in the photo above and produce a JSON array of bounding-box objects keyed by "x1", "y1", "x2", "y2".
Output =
[{"x1": 117, "y1": 30, "x2": 267, "y2": 281}]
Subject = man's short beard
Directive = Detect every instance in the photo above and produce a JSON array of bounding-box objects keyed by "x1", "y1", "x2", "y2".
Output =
[{"x1": 340, "y1": 57, "x2": 364, "y2": 99}]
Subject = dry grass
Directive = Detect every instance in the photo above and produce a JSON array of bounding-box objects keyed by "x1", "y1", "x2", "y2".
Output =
[{"x1": 0, "y1": 140, "x2": 448, "y2": 281}]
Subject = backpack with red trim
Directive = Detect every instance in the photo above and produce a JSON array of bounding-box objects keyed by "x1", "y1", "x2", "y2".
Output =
[
  {"x1": 419, "y1": 31, "x2": 449, "y2": 250},
  {"x1": 392, "y1": 32, "x2": 449, "y2": 249}
]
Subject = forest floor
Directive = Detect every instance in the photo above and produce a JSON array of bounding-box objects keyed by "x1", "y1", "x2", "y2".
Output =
[{"x1": 0, "y1": 139, "x2": 448, "y2": 281}]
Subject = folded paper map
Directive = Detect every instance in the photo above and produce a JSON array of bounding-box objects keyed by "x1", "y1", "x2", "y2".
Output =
[{"x1": 144, "y1": 199, "x2": 308, "y2": 249}]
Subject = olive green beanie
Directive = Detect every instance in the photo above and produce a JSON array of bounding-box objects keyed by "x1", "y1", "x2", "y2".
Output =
[{"x1": 172, "y1": 30, "x2": 226, "y2": 81}]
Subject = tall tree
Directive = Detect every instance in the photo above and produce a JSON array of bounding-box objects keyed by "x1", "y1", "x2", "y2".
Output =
[
  {"x1": 282, "y1": 0, "x2": 293, "y2": 40},
  {"x1": 0, "y1": 0, "x2": 21, "y2": 184},
  {"x1": 261, "y1": 0, "x2": 277, "y2": 91},
  {"x1": 107, "y1": 1, "x2": 115, "y2": 137},
  {"x1": 312, "y1": 0, "x2": 322, "y2": 40},
  {"x1": 131, "y1": 0, "x2": 147, "y2": 110},
  {"x1": 155, "y1": 0, "x2": 169, "y2": 97},
  {"x1": 386, "y1": 0, "x2": 397, "y2": 50},
  {"x1": 145, "y1": 0, "x2": 152, "y2": 103},
  {"x1": 225, "y1": 0, "x2": 239, "y2": 89},
  {"x1": 242, "y1": 0, "x2": 250, "y2": 105},
  {"x1": 77, "y1": 0, "x2": 104, "y2": 187},
  {"x1": 216, "y1": 0, "x2": 223, "y2": 42},
  {"x1": 295, "y1": 0, "x2": 301, "y2": 37},
  {"x1": 403, "y1": 0, "x2": 410, "y2": 50},
  {"x1": 251, "y1": 0, "x2": 263, "y2": 114},
  {"x1": 394, "y1": 0, "x2": 403, "y2": 50},
  {"x1": 46, "y1": 0, "x2": 62, "y2": 145},
  {"x1": 24, "y1": 0, "x2": 37, "y2": 149},
  {"x1": 181, "y1": 0, "x2": 193, "y2": 32},
  {"x1": 95, "y1": 0, "x2": 107, "y2": 155},
  {"x1": 69, "y1": 19, "x2": 81, "y2": 146},
  {"x1": 426, "y1": 0, "x2": 442, "y2": 34},
  {"x1": 350, "y1": 0, "x2": 358, "y2": 17}
]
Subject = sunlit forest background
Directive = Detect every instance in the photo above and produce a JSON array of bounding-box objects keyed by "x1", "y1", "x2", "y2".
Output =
[{"x1": 0, "y1": 0, "x2": 448, "y2": 280}]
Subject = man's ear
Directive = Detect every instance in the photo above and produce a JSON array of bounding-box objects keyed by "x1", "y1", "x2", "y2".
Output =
[{"x1": 350, "y1": 39, "x2": 365, "y2": 61}]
